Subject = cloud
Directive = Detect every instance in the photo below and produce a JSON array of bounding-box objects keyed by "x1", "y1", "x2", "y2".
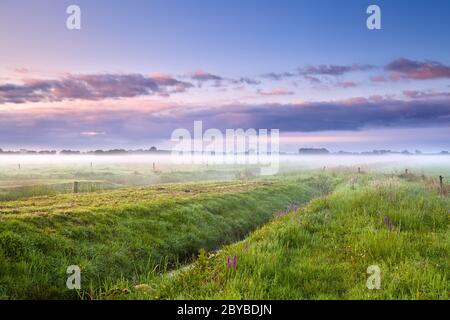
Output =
[
  {"x1": 188, "y1": 71, "x2": 262, "y2": 88},
  {"x1": 335, "y1": 81, "x2": 358, "y2": 88},
  {"x1": 261, "y1": 63, "x2": 373, "y2": 82},
  {"x1": 13, "y1": 67, "x2": 30, "y2": 74},
  {"x1": 261, "y1": 72, "x2": 296, "y2": 81},
  {"x1": 403, "y1": 90, "x2": 450, "y2": 99},
  {"x1": 303, "y1": 75, "x2": 322, "y2": 84},
  {"x1": 260, "y1": 63, "x2": 373, "y2": 89},
  {"x1": 368, "y1": 95, "x2": 385, "y2": 102},
  {"x1": 257, "y1": 88, "x2": 295, "y2": 96},
  {"x1": 0, "y1": 73, "x2": 194, "y2": 104},
  {"x1": 370, "y1": 75, "x2": 387, "y2": 83},
  {"x1": 2, "y1": 96, "x2": 449, "y2": 149},
  {"x1": 190, "y1": 70, "x2": 223, "y2": 82},
  {"x1": 386, "y1": 58, "x2": 450, "y2": 80},
  {"x1": 205, "y1": 98, "x2": 450, "y2": 132},
  {"x1": 231, "y1": 77, "x2": 261, "y2": 85},
  {"x1": 299, "y1": 64, "x2": 373, "y2": 76}
]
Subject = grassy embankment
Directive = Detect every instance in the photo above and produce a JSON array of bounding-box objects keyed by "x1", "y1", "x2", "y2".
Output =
[
  {"x1": 111, "y1": 173, "x2": 449, "y2": 300},
  {"x1": 0, "y1": 173, "x2": 337, "y2": 299}
]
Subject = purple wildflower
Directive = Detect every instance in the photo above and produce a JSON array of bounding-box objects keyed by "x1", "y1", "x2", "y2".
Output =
[
  {"x1": 226, "y1": 254, "x2": 238, "y2": 268},
  {"x1": 383, "y1": 215, "x2": 394, "y2": 231},
  {"x1": 232, "y1": 254, "x2": 238, "y2": 268}
]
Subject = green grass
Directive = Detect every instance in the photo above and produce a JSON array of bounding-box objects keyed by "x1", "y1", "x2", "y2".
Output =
[
  {"x1": 113, "y1": 174, "x2": 449, "y2": 300},
  {"x1": 0, "y1": 173, "x2": 337, "y2": 299},
  {"x1": 0, "y1": 181, "x2": 121, "y2": 201},
  {"x1": 0, "y1": 160, "x2": 261, "y2": 201},
  {"x1": 0, "y1": 168, "x2": 448, "y2": 300}
]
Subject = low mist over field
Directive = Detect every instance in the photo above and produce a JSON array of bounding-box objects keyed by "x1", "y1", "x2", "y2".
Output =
[
  {"x1": 1, "y1": 153, "x2": 448, "y2": 198},
  {"x1": 1, "y1": 153, "x2": 448, "y2": 173}
]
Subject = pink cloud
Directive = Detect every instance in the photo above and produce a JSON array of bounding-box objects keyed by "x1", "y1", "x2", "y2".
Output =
[
  {"x1": 190, "y1": 69, "x2": 222, "y2": 82},
  {"x1": 340, "y1": 97, "x2": 368, "y2": 105},
  {"x1": 13, "y1": 67, "x2": 30, "y2": 74},
  {"x1": 386, "y1": 58, "x2": 450, "y2": 80},
  {"x1": 370, "y1": 75, "x2": 387, "y2": 83},
  {"x1": 403, "y1": 90, "x2": 450, "y2": 99},
  {"x1": 335, "y1": 81, "x2": 358, "y2": 88},
  {"x1": 369, "y1": 95, "x2": 385, "y2": 102},
  {"x1": 257, "y1": 87, "x2": 295, "y2": 96},
  {"x1": 0, "y1": 73, "x2": 194, "y2": 104}
]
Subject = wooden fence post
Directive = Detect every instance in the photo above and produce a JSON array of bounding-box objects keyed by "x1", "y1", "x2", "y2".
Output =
[
  {"x1": 73, "y1": 181, "x2": 79, "y2": 193},
  {"x1": 439, "y1": 175, "x2": 444, "y2": 194}
]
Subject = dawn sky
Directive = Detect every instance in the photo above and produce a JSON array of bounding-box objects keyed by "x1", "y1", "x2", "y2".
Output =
[{"x1": 1, "y1": 0, "x2": 449, "y2": 152}]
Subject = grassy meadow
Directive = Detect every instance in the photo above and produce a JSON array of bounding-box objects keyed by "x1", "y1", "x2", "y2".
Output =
[
  {"x1": 0, "y1": 155, "x2": 448, "y2": 299},
  {"x1": 120, "y1": 174, "x2": 448, "y2": 300}
]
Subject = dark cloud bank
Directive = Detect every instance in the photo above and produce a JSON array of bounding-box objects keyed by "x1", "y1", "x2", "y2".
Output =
[{"x1": 1, "y1": 97, "x2": 449, "y2": 148}]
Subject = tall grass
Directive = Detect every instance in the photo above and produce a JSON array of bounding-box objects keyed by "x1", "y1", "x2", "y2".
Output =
[{"x1": 118, "y1": 175, "x2": 449, "y2": 300}]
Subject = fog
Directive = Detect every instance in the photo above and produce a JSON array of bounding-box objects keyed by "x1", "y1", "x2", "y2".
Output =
[{"x1": 0, "y1": 153, "x2": 448, "y2": 173}]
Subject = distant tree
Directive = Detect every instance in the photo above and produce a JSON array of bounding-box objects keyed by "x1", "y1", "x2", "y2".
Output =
[
  {"x1": 60, "y1": 150, "x2": 81, "y2": 155},
  {"x1": 106, "y1": 149, "x2": 127, "y2": 154},
  {"x1": 299, "y1": 148, "x2": 330, "y2": 155},
  {"x1": 149, "y1": 146, "x2": 157, "y2": 152}
]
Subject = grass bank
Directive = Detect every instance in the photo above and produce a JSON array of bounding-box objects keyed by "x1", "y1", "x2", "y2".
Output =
[
  {"x1": 0, "y1": 173, "x2": 338, "y2": 299},
  {"x1": 116, "y1": 175, "x2": 449, "y2": 300}
]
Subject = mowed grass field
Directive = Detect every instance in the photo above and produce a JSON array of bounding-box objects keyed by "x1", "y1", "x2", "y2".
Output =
[{"x1": 0, "y1": 158, "x2": 448, "y2": 300}]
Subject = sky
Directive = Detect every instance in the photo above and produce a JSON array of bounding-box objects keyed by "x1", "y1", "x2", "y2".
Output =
[{"x1": 0, "y1": 0, "x2": 449, "y2": 152}]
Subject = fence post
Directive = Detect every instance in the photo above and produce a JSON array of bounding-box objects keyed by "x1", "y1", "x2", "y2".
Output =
[
  {"x1": 405, "y1": 169, "x2": 408, "y2": 175},
  {"x1": 439, "y1": 175, "x2": 444, "y2": 194},
  {"x1": 73, "y1": 181, "x2": 79, "y2": 193}
]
